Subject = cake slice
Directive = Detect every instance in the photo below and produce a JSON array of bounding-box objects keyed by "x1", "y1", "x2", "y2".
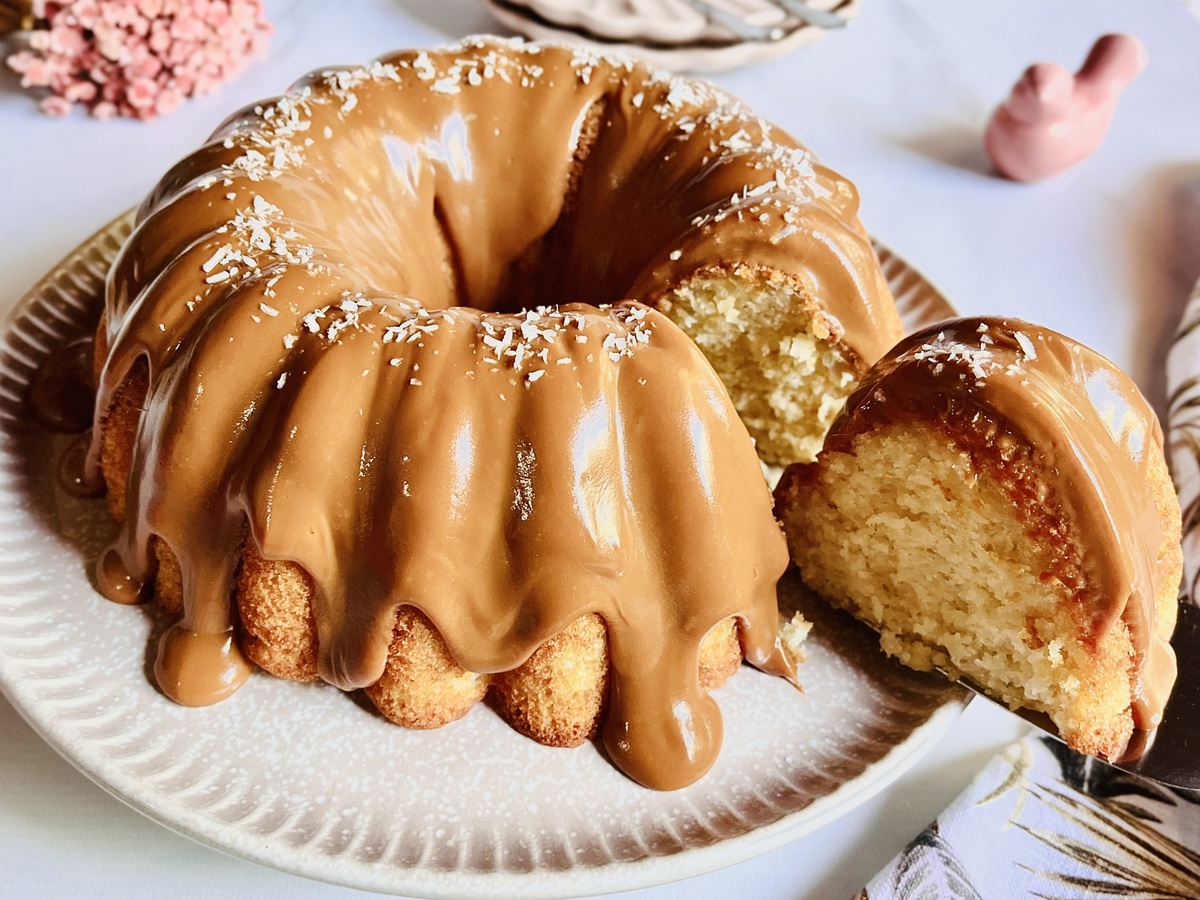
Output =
[{"x1": 773, "y1": 317, "x2": 1181, "y2": 758}]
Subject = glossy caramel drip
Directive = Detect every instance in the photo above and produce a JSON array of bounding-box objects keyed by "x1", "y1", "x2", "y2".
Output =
[
  {"x1": 95, "y1": 297, "x2": 792, "y2": 789},
  {"x1": 27, "y1": 337, "x2": 95, "y2": 433},
  {"x1": 24, "y1": 336, "x2": 107, "y2": 496},
  {"x1": 96, "y1": 548, "x2": 145, "y2": 606},
  {"x1": 80, "y1": 37, "x2": 895, "y2": 789},
  {"x1": 155, "y1": 624, "x2": 251, "y2": 707},
  {"x1": 823, "y1": 317, "x2": 1178, "y2": 728},
  {"x1": 58, "y1": 433, "x2": 104, "y2": 498}
]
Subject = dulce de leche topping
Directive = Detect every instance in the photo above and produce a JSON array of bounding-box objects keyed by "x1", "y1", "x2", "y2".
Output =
[
  {"x1": 825, "y1": 317, "x2": 1178, "y2": 728},
  {"x1": 79, "y1": 37, "x2": 871, "y2": 789},
  {"x1": 93, "y1": 299, "x2": 793, "y2": 790}
]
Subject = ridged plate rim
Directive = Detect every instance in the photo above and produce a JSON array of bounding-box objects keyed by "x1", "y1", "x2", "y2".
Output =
[{"x1": 0, "y1": 210, "x2": 968, "y2": 899}]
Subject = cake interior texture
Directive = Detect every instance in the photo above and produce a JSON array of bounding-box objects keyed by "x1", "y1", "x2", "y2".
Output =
[
  {"x1": 658, "y1": 268, "x2": 859, "y2": 465},
  {"x1": 778, "y1": 420, "x2": 1175, "y2": 758}
]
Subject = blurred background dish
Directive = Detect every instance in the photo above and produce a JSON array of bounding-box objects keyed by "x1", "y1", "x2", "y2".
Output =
[{"x1": 481, "y1": 0, "x2": 860, "y2": 71}]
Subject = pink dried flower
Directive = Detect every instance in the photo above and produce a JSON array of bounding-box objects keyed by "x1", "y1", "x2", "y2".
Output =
[
  {"x1": 62, "y1": 78, "x2": 95, "y2": 101},
  {"x1": 40, "y1": 94, "x2": 72, "y2": 115},
  {"x1": 126, "y1": 75, "x2": 158, "y2": 108},
  {"x1": 154, "y1": 86, "x2": 182, "y2": 116},
  {"x1": 6, "y1": 0, "x2": 270, "y2": 120}
]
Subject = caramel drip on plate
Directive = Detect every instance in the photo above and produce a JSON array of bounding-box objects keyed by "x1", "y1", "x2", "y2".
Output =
[
  {"x1": 825, "y1": 317, "x2": 1177, "y2": 728},
  {"x1": 24, "y1": 337, "x2": 107, "y2": 497},
  {"x1": 27, "y1": 338, "x2": 95, "y2": 433},
  {"x1": 58, "y1": 434, "x2": 104, "y2": 498},
  {"x1": 81, "y1": 38, "x2": 889, "y2": 789}
]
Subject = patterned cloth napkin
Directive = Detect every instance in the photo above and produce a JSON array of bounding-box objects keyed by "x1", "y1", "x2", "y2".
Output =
[{"x1": 858, "y1": 735, "x2": 1200, "y2": 898}]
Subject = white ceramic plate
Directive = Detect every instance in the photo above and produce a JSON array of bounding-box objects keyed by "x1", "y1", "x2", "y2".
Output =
[{"x1": 0, "y1": 212, "x2": 968, "y2": 899}]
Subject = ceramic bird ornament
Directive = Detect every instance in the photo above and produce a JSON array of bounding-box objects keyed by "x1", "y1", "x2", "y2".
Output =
[{"x1": 985, "y1": 34, "x2": 1147, "y2": 182}]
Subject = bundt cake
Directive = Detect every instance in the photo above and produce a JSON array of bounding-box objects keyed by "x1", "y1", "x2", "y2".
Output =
[
  {"x1": 86, "y1": 37, "x2": 900, "y2": 789},
  {"x1": 773, "y1": 317, "x2": 1181, "y2": 759}
]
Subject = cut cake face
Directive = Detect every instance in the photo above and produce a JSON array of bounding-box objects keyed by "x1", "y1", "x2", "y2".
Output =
[{"x1": 774, "y1": 316, "x2": 1182, "y2": 759}]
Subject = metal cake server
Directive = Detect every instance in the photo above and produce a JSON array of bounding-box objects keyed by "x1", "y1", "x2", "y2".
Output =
[
  {"x1": 951, "y1": 600, "x2": 1200, "y2": 791},
  {"x1": 1103, "y1": 603, "x2": 1200, "y2": 789}
]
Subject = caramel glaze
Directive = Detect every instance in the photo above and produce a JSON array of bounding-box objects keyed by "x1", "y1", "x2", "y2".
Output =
[
  {"x1": 77, "y1": 38, "x2": 905, "y2": 789},
  {"x1": 798, "y1": 317, "x2": 1178, "y2": 729},
  {"x1": 28, "y1": 338, "x2": 95, "y2": 433},
  {"x1": 24, "y1": 337, "x2": 107, "y2": 498}
]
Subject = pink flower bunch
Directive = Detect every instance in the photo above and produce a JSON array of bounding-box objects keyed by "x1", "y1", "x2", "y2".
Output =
[{"x1": 7, "y1": 0, "x2": 271, "y2": 120}]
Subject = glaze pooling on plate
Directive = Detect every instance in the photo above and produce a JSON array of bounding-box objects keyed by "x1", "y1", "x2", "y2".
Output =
[{"x1": 0, "y1": 212, "x2": 967, "y2": 898}]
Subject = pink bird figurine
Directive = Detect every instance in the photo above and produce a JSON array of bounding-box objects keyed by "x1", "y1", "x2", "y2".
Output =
[{"x1": 984, "y1": 34, "x2": 1148, "y2": 182}]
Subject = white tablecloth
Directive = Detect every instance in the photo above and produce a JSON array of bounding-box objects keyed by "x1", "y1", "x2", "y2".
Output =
[{"x1": 2, "y1": 1, "x2": 1197, "y2": 896}]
